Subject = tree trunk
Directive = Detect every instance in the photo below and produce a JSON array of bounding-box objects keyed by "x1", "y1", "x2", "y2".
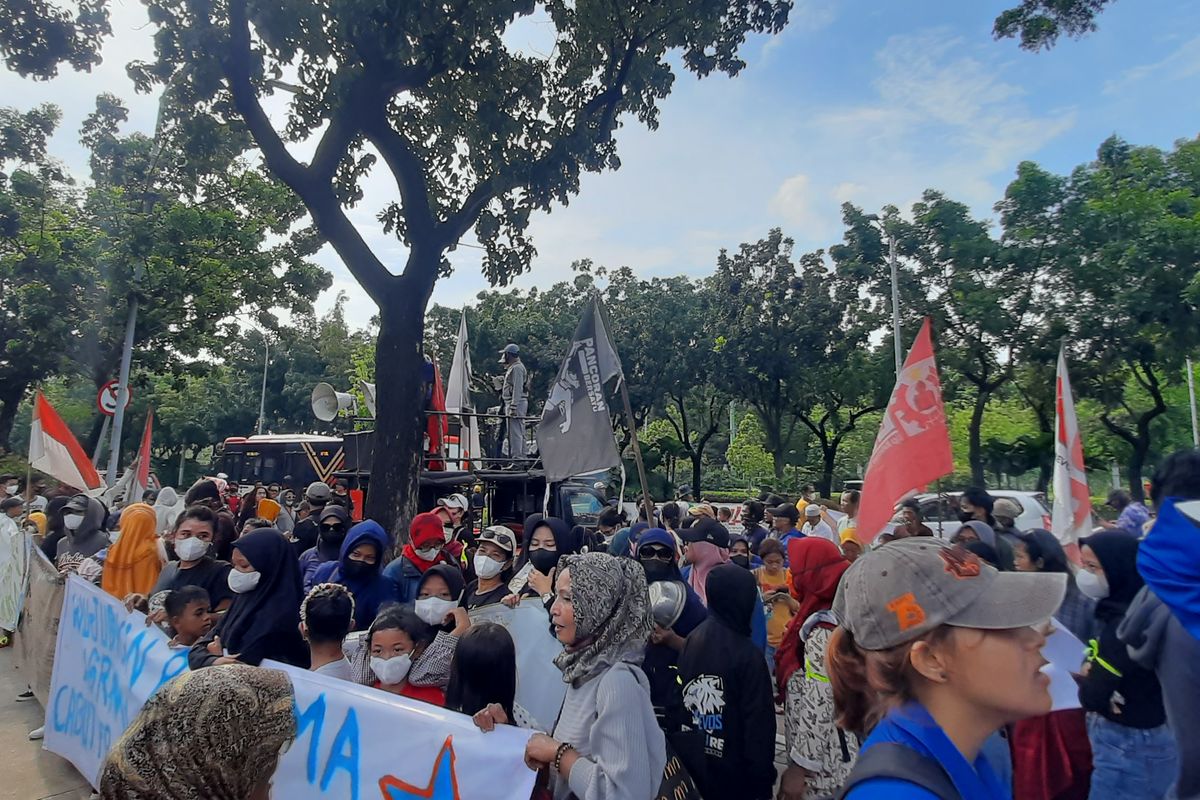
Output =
[
  {"x1": 969, "y1": 389, "x2": 988, "y2": 487},
  {"x1": 0, "y1": 380, "x2": 28, "y2": 452},
  {"x1": 691, "y1": 453, "x2": 703, "y2": 497},
  {"x1": 1128, "y1": 437, "x2": 1149, "y2": 504},
  {"x1": 364, "y1": 280, "x2": 431, "y2": 544},
  {"x1": 820, "y1": 443, "x2": 836, "y2": 497}
]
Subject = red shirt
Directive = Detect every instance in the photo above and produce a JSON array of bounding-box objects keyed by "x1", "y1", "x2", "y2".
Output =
[{"x1": 374, "y1": 681, "x2": 445, "y2": 706}]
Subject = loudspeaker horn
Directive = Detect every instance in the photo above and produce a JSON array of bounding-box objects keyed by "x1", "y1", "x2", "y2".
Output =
[
  {"x1": 311, "y1": 382, "x2": 356, "y2": 422},
  {"x1": 358, "y1": 380, "x2": 377, "y2": 418}
]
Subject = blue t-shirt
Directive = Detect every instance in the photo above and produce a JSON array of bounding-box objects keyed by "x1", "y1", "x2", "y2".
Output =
[{"x1": 846, "y1": 702, "x2": 1010, "y2": 799}]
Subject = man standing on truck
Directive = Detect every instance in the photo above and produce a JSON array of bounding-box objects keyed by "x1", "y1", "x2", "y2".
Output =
[{"x1": 500, "y1": 344, "x2": 528, "y2": 463}]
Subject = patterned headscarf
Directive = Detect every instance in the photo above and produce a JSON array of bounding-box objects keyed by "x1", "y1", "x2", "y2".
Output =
[
  {"x1": 554, "y1": 552, "x2": 654, "y2": 685},
  {"x1": 98, "y1": 665, "x2": 295, "y2": 800}
]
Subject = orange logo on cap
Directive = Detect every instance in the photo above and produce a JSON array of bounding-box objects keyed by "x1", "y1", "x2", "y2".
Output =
[
  {"x1": 941, "y1": 547, "x2": 982, "y2": 579},
  {"x1": 887, "y1": 592, "x2": 926, "y2": 631}
]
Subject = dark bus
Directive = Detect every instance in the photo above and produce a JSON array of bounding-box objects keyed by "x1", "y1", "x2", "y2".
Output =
[{"x1": 214, "y1": 435, "x2": 346, "y2": 487}]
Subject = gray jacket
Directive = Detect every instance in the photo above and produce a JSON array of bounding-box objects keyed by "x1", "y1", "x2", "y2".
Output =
[
  {"x1": 502, "y1": 360, "x2": 527, "y2": 409},
  {"x1": 1120, "y1": 586, "x2": 1200, "y2": 799}
]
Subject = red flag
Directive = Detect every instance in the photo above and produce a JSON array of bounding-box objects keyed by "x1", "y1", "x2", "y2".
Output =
[
  {"x1": 426, "y1": 357, "x2": 449, "y2": 471},
  {"x1": 130, "y1": 408, "x2": 154, "y2": 502},
  {"x1": 29, "y1": 392, "x2": 103, "y2": 491},
  {"x1": 856, "y1": 318, "x2": 953, "y2": 542}
]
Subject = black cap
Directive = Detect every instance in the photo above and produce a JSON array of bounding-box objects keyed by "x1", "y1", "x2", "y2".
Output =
[
  {"x1": 769, "y1": 503, "x2": 799, "y2": 523},
  {"x1": 679, "y1": 517, "x2": 730, "y2": 548}
]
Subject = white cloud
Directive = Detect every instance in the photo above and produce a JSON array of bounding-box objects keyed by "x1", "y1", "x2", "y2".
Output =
[{"x1": 1104, "y1": 34, "x2": 1200, "y2": 95}]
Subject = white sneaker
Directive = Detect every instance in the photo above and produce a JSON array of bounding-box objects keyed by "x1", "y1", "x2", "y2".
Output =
[
  {"x1": 16, "y1": 689, "x2": 34, "y2": 701},
  {"x1": 28, "y1": 725, "x2": 43, "y2": 740}
]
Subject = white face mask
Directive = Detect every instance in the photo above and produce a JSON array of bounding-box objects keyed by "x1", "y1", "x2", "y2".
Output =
[
  {"x1": 1076, "y1": 569, "x2": 1109, "y2": 600},
  {"x1": 473, "y1": 553, "x2": 506, "y2": 579},
  {"x1": 414, "y1": 596, "x2": 459, "y2": 626},
  {"x1": 5, "y1": 485, "x2": 18, "y2": 495},
  {"x1": 415, "y1": 546, "x2": 442, "y2": 562},
  {"x1": 371, "y1": 653, "x2": 412, "y2": 685},
  {"x1": 227, "y1": 569, "x2": 262, "y2": 594},
  {"x1": 174, "y1": 536, "x2": 209, "y2": 562},
  {"x1": 63, "y1": 513, "x2": 84, "y2": 530},
  {"x1": 443, "y1": 526, "x2": 455, "y2": 543}
]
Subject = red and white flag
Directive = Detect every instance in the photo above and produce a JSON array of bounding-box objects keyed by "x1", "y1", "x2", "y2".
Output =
[
  {"x1": 29, "y1": 392, "x2": 103, "y2": 491},
  {"x1": 856, "y1": 318, "x2": 954, "y2": 542},
  {"x1": 130, "y1": 409, "x2": 154, "y2": 502},
  {"x1": 1052, "y1": 347, "x2": 1091, "y2": 552}
]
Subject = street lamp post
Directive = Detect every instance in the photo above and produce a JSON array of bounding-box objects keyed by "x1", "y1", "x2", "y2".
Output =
[{"x1": 866, "y1": 214, "x2": 903, "y2": 377}]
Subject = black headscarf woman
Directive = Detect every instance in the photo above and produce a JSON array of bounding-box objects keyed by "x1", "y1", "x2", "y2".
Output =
[
  {"x1": 39, "y1": 496, "x2": 70, "y2": 560},
  {"x1": 513, "y1": 517, "x2": 582, "y2": 603},
  {"x1": 188, "y1": 528, "x2": 308, "y2": 669}
]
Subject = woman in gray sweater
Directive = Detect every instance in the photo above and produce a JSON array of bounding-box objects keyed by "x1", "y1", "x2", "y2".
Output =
[{"x1": 475, "y1": 552, "x2": 667, "y2": 800}]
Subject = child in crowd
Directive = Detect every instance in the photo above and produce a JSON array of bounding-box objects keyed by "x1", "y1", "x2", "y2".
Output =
[
  {"x1": 363, "y1": 604, "x2": 447, "y2": 705},
  {"x1": 302, "y1": 583, "x2": 355, "y2": 681},
  {"x1": 445, "y1": 622, "x2": 517, "y2": 720},
  {"x1": 164, "y1": 586, "x2": 213, "y2": 648}
]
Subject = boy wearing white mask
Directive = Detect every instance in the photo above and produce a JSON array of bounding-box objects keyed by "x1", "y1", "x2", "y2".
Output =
[
  {"x1": 461, "y1": 525, "x2": 517, "y2": 610},
  {"x1": 56, "y1": 494, "x2": 109, "y2": 566}
]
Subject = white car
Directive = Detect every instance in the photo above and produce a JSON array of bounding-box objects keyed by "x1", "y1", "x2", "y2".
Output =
[{"x1": 910, "y1": 490, "x2": 1052, "y2": 539}]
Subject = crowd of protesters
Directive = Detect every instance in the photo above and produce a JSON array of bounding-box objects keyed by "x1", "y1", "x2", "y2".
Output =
[{"x1": 2, "y1": 448, "x2": 1198, "y2": 800}]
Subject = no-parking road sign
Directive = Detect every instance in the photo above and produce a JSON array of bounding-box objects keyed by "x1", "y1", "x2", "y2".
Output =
[{"x1": 97, "y1": 380, "x2": 132, "y2": 416}]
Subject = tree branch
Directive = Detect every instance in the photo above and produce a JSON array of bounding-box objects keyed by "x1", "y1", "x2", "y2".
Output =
[
  {"x1": 361, "y1": 109, "x2": 438, "y2": 246},
  {"x1": 222, "y1": 0, "x2": 393, "y2": 304}
]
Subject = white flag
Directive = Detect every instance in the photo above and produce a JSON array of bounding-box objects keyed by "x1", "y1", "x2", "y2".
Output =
[
  {"x1": 1052, "y1": 346, "x2": 1092, "y2": 549},
  {"x1": 446, "y1": 309, "x2": 484, "y2": 468}
]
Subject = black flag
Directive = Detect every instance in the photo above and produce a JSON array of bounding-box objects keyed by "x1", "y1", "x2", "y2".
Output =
[{"x1": 536, "y1": 297, "x2": 622, "y2": 482}]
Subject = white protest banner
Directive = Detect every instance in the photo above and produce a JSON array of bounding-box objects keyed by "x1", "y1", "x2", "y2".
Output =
[
  {"x1": 1044, "y1": 617, "x2": 1086, "y2": 712},
  {"x1": 44, "y1": 575, "x2": 191, "y2": 786},
  {"x1": 267, "y1": 662, "x2": 536, "y2": 800},
  {"x1": 469, "y1": 599, "x2": 566, "y2": 732}
]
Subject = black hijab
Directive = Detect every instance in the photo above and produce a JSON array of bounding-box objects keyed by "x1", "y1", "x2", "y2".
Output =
[
  {"x1": 217, "y1": 528, "x2": 306, "y2": 664},
  {"x1": 704, "y1": 563, "x2": 757, "y2": 637},
  {"x1": 418, "y1": 564, "x2": 467, "y2": 631},
  {"x1": 1080, "y1": 531, "x2": 1144, "y2": 621},
  {"x1": 521, "y1": 517, "x2": 581, "y2": 569}
]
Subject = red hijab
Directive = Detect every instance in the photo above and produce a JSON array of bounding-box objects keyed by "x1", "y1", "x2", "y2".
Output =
[
  {"x1": 402, "y1": 512, "x2": 451, "y2": 572},
  {"x1": 774, "y1": 537, "x2": 850, "y2": 697}
]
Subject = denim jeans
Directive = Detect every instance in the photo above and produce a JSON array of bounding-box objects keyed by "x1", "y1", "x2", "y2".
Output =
[{"x1": 1087, "y1": 713, "x2": 1178, "y2": 800}]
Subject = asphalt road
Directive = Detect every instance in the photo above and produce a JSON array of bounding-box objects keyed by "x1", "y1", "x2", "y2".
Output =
[{"x1": 0, "y1": 647, "x2": 91, "y2": 800}]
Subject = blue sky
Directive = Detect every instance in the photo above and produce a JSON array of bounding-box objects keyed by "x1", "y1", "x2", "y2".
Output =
[{"x1": 3, "y1": 0, "x2": 1198, "y2": 327}]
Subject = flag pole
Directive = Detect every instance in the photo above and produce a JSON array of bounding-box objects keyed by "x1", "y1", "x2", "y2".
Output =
[{"x1": 594, "y1": 295, "x2": 655, "y2": 523}]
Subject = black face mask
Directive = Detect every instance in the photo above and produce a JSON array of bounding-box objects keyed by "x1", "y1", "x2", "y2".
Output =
[
  {"x1": 730, "y1": 554, "x2": 751, "y2": 569},
  {"x1": 319, "y1": 524, "x2": 347, "y2": 547},
  {"x1": 342, "y1": 558, "x2": 375, "y2": 581},
  {"x1": 641, "y1": 560, "x2": 674, "y2": 584},
  {"x1": 529, "y1": 548, "x2": 560, "y2": 575},
  {"x1": 957, "y1": 510, "x2": 975, "y2": 523}
]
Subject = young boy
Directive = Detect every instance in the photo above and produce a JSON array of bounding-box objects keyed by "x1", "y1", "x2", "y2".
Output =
[
  {"x1": 164, "y1": 586, "x2": 213, "y2": 648},
  {"x1": 301, "y1": 583, "x2": 355, "y2": 680}
]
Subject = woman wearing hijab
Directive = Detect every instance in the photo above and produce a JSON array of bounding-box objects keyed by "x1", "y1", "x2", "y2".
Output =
[
  {"x1": 39, "y1": 496, "x2": 70, "y2": 560},
  {"x1": 310, "y1": 520, "x2": 393, "y2": 631},
  {"x1": 775, "y1": 537, "x2": 854, "y2": 799},
  {"x1": 678, "y1": 564, "x2": 777, "y2": 800},
  {"x1": 474, "y1": 552, "x2": 666, "y2": 800},
  {"x1": 679, "y1": 517, "x2": 730, "y2": 606},
  {"x1": 1009, "y1": 527, "x2": 1095, "y2": 800},
  {"x1": 101, "y1": 503, "x2": 164, "y2": 601},
  {"x1": 1077, "y1": 532, "x2": 1176, "y2": 800},
  {"x1": 188, "y1": 528, "x2": 308, "y2": 669},
  {"x1": 98, "y1": 665, "x2": 294, "y2": 800},
  {"x1": 382, "y1": 512, "x2": 459, "y2": 604},
  {"x1": 152, "y1": 488, "x2": 184, "y2": 536},
  {"x1": 506, "y1": 517, "x2": 581, "y2": 606}
]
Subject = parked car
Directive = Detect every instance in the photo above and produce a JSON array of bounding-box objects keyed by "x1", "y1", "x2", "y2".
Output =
[{"x1": 911, "y1": 490, "x2": 1052, "y2": 539}]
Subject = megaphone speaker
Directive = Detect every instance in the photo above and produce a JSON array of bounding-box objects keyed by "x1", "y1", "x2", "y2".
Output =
[{"x1": 311, "y1": 383, "x2": 357, "y2": 422}]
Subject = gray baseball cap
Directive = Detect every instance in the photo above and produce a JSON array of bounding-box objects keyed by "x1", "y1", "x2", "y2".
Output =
[
  {"x1": 833, "y1": 538, "x2": 1066, "y2": 651},
  {"x1": 305, "y1": 481, "x2": 333, "y2": 502}
]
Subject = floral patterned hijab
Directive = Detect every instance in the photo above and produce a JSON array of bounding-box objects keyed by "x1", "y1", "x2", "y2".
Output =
[
  {"x1": 554, "y1": 552, "x2": 655, "y2": 685},
  {"x1": 98, "y1": 665, "x2": 295, "y2": 800}
]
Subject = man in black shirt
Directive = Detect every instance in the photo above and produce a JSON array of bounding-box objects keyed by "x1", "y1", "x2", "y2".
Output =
[
  {"x1": 291, "y1": 481, "x2": 332, "y2": 557},
  {"x1": 137, "y1": 505, "x2": 234, "y2": 620}
]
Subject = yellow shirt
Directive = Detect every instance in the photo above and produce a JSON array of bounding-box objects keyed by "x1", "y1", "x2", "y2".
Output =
[{"x1": 755, "y1": 567, "x2": 793, "y2": 648}]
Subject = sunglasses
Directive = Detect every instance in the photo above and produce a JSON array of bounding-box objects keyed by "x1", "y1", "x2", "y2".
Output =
[
  {"x1": 639, "y1": 546, "x2": 675, "y2": 561},
  {"x1": 320, "y1": 524, "x2": 345, "y2": 534}
]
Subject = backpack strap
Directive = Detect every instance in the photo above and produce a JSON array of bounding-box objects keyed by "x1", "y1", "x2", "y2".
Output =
[{"x1": 835, "y1": 742, "x2": 960, "y2": 800}]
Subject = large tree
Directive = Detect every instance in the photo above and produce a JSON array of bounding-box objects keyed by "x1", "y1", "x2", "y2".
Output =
[
  {"x1": 993, "y1": 0, "x2": 1117, "y2": 51},
  {"x1": 48, "y1": 0, "x2": 792, "y2": 535}
]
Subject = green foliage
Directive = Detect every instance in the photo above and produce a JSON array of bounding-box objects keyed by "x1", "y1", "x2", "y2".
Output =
[{"x1": 993, "y1": 0, "x2": 1117, "y2": 51}]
